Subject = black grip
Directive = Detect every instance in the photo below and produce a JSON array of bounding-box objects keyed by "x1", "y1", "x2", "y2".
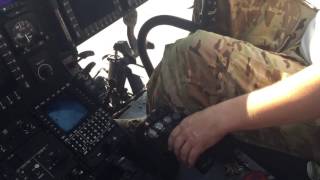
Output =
[{"x1": 137, "y1": 15, "x2": 201, "y2": 77}]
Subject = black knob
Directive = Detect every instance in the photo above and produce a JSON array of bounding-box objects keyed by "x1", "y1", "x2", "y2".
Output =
[{"x1": 37, "y1": 64, "x2": 54, "y2": 80}]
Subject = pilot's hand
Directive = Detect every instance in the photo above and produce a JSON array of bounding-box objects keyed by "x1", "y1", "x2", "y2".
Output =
[{"x1": 168, "y1": 107, "x2": 227, "y2": 167}]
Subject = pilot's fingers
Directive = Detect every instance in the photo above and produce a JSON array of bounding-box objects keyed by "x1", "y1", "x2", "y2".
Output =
[
  {"x1": 188, "y1": 146, "x2": 202, "y2": 167},
  {"x1": 173, "y1": 135, "x2": 186, "y2": 157},
  {"x1": 180, "y1": 141, "x2": 192, "y2": 165},
  {"x1": 168, "y1": 125, "x2": 181, "y2": 151}
]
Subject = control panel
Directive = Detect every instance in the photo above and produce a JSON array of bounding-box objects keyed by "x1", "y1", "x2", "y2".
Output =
[
  {"x1": 34, "y1": 83, "x2": 116, "y2": 156},
  {"x1": 0, "y1": 134, "x2": 76, "y2": 180},
  {"x1": 0, "y1": 0, "x2": 73, "y2": 112},
  {"x1": 0, "y1": 0, "x2": 154, "y2": 180},
  {"x1": 0, "y1": 114, "x2": 39, "y2": 161}
]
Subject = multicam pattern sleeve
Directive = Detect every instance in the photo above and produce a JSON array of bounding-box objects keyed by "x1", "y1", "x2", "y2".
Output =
[{"x1": 193, "y1": 0, "x2": 317, "y2": 64}]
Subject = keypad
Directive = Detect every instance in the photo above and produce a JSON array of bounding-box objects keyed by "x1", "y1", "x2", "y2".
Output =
[{"x1": 65, "y1": 108, "x2": 115, "y2": 155}]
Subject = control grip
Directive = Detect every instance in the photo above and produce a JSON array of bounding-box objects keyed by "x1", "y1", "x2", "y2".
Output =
[{"x1": 137, "y1": 107, "x2": 234, "y2": 174}]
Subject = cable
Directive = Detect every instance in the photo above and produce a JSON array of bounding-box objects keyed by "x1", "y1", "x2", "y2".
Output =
[{"x1": 137, "y1": 15, "x2": 201, "y2": 77}]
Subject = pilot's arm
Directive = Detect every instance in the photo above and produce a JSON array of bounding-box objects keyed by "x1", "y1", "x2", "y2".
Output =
[{"x1": 168, "y1": 63, "x2": 320, "y2": 167}]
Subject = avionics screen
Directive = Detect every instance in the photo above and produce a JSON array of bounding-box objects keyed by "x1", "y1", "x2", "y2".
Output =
[
  {"x1": 46, "y1": 98, "x2": 88, "y2": 133},
  {"x1": 0, "y1": 0, "x2": 14, "y2": 7},
  {"x1": 69, "y1": 0, "x2": 115, "y2": 29}
]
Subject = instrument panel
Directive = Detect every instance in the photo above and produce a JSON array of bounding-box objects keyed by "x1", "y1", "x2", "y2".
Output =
[
  {"x1": 0, "y1": 0, "x2": 151, "y2": 179},
  {"x1": 59, "y1": 0, "x2": 147, "y2": 44}
]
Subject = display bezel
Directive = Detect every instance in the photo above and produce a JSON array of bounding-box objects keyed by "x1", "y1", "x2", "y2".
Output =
[
  {"x1": 59, "y1": 0, "x2": 123, "y2": 45},
  {"x1": 34, "y1": 84, "x2": 96, "y2": 138},
  {"x1": 45, "y1": 95, "x2": 89, "y2": 133}
]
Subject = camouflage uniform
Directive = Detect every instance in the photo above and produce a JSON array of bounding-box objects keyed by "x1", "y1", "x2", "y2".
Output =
[{"x1": 147, "y1": 0, "x2": 320, "y2": 162}]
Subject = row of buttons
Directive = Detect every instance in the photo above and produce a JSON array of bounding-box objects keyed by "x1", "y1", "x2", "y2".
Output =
[
  {"x1": 34, "y1": 83, "x2": 70, "y2": 111},
  {"x1": 0, "y1": 91, "x2": 22, "y2": 111},
  {"x1": 83, "y1": 9, "x2": 122, "y2": 38},
  {"x1": 81, "y1": 0, "x2": 149, "y2": 38},
  {"x1": 62, "y1": 0, "x2": 82, "y2": 38},
  {"x1": 0, "y1": 34, "x2": 28, "y2": 86},
  {"x1": 65, "y1": 108, "x2": 115, "y2": 155},
  {"x1": 0, "y1": 34, "x2": 27, "y2": 111}
]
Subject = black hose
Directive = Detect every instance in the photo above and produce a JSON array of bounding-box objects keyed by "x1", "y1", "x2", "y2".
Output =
[{"x1": 137, "y1": 15, "x2": 201, "y2": 77}]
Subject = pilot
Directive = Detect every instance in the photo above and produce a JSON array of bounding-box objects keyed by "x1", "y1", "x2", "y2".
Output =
[{"x1": 147, "y1": 0, "x2": 320, "y2": 177}]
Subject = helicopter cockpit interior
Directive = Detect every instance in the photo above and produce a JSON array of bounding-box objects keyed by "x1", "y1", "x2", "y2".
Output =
[{"x1": 0, "y1": 0, "x2": 315, "y2": 179}]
